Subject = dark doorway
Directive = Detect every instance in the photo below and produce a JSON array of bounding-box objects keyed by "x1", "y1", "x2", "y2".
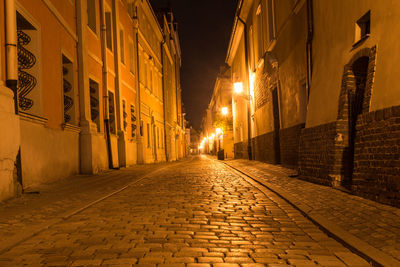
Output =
[
  {"x1": 272, "y1": 87, "x2": 281, "y2": 164},
  {"x1": 346, "y1": 56, "x2": 369, "y2": 186}
]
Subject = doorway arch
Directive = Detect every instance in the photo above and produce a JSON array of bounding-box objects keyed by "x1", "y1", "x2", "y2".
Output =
[{"x1": 334, "y1": 46, "x2": 376, "y2": 188}]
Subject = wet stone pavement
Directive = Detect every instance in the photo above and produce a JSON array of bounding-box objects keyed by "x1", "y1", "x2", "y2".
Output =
[{"x1": 0, "y1": 156, "x2": 370, "y2": 266}]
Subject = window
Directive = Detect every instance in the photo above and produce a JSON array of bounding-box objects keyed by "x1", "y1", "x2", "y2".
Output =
[
  {"x1": 105, "y1": 11, "x2": 113, "y2": 50},
  {"x1": 355, "y1": 10, "x2": 370, "y2": 44},
  {"x1": 89, "y1": 79, "x2": 100, "y2": 131},
  {"x1": 265, "y1": 0, "x2": 276, "y2": 49},
  {"x1": 122, "y1": 100, "x2": 127, "y2": 131},
  {"x1": 130, "y1": 104, "x2": 136, "y2": 138},
  {"x1": 108, "y1": 91, "x2": 116, "y2": 134},
  {"x1": 256, "y1": 3, "x2": 264, "y2": 60},
  {"x1": 129, "y1": 41, "x2": 134, "y2": 73},
  {"x1": 62, "y1": 55, "x2": 75, "y2": 124},
  {"x1": 16, "y1": 11, "x2": 40, "y2": 114},
  {"x1": 147, "y1": 123, "x2": 150, "y2": 147},
  {"x1": 87, "y1": 0, "x2": 96, "y2": 33},
  {"x1": 249, "y1": 26, "x2": 255, "y2": 71},
  {"x1": 120, "y1": 29, "x2": 125, "y2": 63}
]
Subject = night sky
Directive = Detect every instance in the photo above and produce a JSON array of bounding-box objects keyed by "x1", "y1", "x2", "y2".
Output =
[{"x1": 150, "y1": 0, "x2": 238, "y2": 130}]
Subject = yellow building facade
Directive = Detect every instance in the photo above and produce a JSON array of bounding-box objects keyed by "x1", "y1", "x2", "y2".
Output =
[
  {"x1": 0, "y1": 0, "x2": 185, "y2": 201},
  {"x1": 223, "y1": 0, "x2": 400, "y2": 207}
]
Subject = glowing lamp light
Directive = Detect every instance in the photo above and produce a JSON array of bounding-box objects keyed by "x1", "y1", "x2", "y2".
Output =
[
  {"x1": 233, "y1": 82, "x2": 243, "y2": 94},
  {"x1": 211, "y1": 133, "x2": 215, "y2": 139},
  {"x1": 216, "y1": 128, "x2": 223, "y2": 135},
  {"x1": 221, "y1": 107, "x2": 228, "y2": 115}
]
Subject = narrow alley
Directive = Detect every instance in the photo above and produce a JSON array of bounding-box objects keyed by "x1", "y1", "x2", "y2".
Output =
[{"x1": 0, "y1": 156, "x2": 376, "y2": 266}]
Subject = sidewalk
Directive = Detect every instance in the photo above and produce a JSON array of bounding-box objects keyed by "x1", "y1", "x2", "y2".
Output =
[
  {"x1": 0, "y1": 161, "x2": 176, "y2": 254},
  {"x1": 222, "y1": 159, "x2": 400, "y2": 266}
]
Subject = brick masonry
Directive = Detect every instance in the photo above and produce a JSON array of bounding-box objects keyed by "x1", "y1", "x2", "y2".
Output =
[
  {"x1": 253, "y1": 131, "x2": 276, "y2": 163},
  {"x1": 298, "y1": 122, "x2": 337, "y2": 186},
  {"x1": 352, "y1": 105, "x2": 400, "y2": 207},
  {"x1": 279, "y1": 123, "x2": 305, "y2": 168},
  {"x1": 235, "y1": 123, "x2": 304, "y2": 167},
  {"x1": 234, "y1": 141, "x2": 248, "y2": 160}
]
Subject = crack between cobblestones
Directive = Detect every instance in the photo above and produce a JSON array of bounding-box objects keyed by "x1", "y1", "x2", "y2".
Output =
[
  {"x1": 218, "y1": 159, "x2": 400, "y2": 267},
  {"x1": 0, "y1": 160, "x2": 190, "y2": 256}
]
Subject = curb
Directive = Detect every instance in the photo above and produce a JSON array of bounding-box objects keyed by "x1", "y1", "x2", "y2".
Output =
[{"x1": 220, "y1": 160, "x2": 400, "y2": 267}]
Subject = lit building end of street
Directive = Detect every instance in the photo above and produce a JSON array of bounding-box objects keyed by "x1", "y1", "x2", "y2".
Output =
[{"x1": 1, "y1": 0, "x2": 400, "y2": 266}]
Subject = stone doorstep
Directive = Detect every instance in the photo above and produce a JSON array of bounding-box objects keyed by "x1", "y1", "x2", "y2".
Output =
[{"x1": 219, "y1": 160, "x2": 400, "y2": 267}]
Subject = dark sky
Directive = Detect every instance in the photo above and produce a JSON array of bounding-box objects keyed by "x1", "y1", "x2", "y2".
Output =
[{"x1": 150, "y1": 0, "x2": 238, "y2": 130}]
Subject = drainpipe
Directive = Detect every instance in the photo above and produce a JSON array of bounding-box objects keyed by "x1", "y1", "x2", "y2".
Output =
[
  {"x1": 236, "y1": 13, "x2": 253, "y2": 161},
  {"x1": 5, "y1": 0, "x2": 23, "y2": 191},
  {"x1": 99, "y1": 0, "x2": 114, "y2": 169},
  {"x1": 5, "y1": 0, "x2": 18, "y2": 115},
  {"x1": 133, "y1": 7, "x2": 143, "y2": 164},
  {"x1": 306, "y1": 0, "x2": 314, "y2": 99},
  {"x1": 160, "y1": 38, "x2": 169, "y2": 161}
]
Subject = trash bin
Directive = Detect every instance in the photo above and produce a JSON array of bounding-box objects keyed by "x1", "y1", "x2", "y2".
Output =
[{"x1": 218, "y1": 149, "x2": 225, "y2": 160}]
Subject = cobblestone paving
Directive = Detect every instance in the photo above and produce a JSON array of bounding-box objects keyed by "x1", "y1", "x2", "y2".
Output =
[
  {"x1": 224, "y1": 159, "x2": 400, "y2": 261},
  {"x1": 0, "y1": 162, "x2": 171, "y2": 245},
  {"x1": 0, "y1": 156, "x2": 369, "y2": 266}
]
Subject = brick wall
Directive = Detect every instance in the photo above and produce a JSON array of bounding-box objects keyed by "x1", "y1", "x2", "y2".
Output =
[
  {"x1": 234, "y1": 141, "x2": 248, "y2": 159},
  {"x1": 280, "y1": 123, "x2": 305, "y2": 168},
  {"x1": 298, "y1": 122, "x2": 337, "y2": 186},
  {"x1": 352, "y1": 105, "x2": 400, "y2": 207},
  {"x1": 253, "y1": 131, "x2": 276, "y2": 163}
]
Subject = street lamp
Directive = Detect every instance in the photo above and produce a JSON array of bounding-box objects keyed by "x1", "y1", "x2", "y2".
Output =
[
  {"x1": 221, "y1": 107, "x2": 228, "y2": 115},
  {"x1": 233, "y1": 82, "x2": 243, "y2": 94}
]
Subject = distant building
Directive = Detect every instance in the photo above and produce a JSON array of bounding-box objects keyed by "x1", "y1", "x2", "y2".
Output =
[
  {"x1": 201, "y1": 66, "x2": 234, "y2": 159},
  {"x1": 0, "y1": 0, "x2": 185, "y2": 201}
]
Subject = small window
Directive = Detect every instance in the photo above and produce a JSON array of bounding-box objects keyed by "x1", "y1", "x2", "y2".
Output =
[
  {"x1": 122, "y1": 100, "x2": 127, "y2": 131},
  {"x1": 129, "y1": 41, "x2": 134, "y2": 73},
  {"x1": 105, "y1": 11, "x2": 113, "y2": 50},
  {"x1": 256, "y1": 4, "x2": 263, "y2": 60},
  {"x1": 120, "y1": 29, "x2": 125, "y2": 63},
  {"x1": 87, "y1": 0, "x2": 96, "y2": 33},
  {"x1": 62, "y1": 55, "x2": 75, "y2": 124},
  {"x1": 265, "y1": 0, "x2": 276, "y2": 49},
  {"x1": 108, "y1": 91, "x2": 116, "y2": 134},
  {"x1": 89, "y1": 79, "x2": 100, "y2": 131},
  {"x1": 147, "y1": 123, "x2": 150, "y2": 147},
  {"x1": 355, "y1": 10, "x2": 370, "y2": 44},
  {"x1": 130, "y1": 104, "x2": 136, "y2": 138},
  {"x1": 249, "y1": 26, "x2": 255, "y2": 71}
]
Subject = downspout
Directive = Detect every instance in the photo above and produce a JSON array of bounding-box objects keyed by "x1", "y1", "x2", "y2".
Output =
[
  {"x1": 99, "y1": 0, "x2": 114, "y2": 169},
  {"x1": 5, "y1": 0, "x2": 18, "y2": 114},
  {"x1": 5, "y1": 0, "x2": 23, "y2": 191},
  {"x1": 133, "y1": 7, "x2": 143, "y2": 163},
  {"x1": 237, "y1": 14, "x2": 253, "y2": 161},
  {"x1": 306, "y1": 0, "x2": 313, "y2": 99},
  {"x1": 160, "y1": 39, "x2": 169, "y2": 161}
]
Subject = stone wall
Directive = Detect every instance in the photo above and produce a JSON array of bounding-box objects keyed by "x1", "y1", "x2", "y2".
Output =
[
  {"x1": 280, "y1": 123, "x2": 305, "y2": 168},
  {"x1": 298, "y1": 122, "x2": 337, "y2": 185},
  {"x1": 234, "y1": 141, "x2": 248, "y2": 159},
  {"x1": 352, "y1": 105, "x2": 400, "y2": 207},
  {"x1": 253, "y1": 131, "x2": 276, "y2": 163}
]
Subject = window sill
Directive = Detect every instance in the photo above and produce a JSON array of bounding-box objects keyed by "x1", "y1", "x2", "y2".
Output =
[
  {"x1": 267, "y1": 39, "x2": 277, "y2": 52},
  {"x1": 62, "y1": 123, "x2": 81, "y2": 133},
  {"x1": 19, "y1": 112, "x2": 48, "y2": 126},
  {"x1": 352, "y1": 34, "x2": 370, "y2": 49}
]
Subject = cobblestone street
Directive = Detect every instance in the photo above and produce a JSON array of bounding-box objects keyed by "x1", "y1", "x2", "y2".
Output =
[{"x1": 0, "y1": 156, "x2": 370, "y2": 266}]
